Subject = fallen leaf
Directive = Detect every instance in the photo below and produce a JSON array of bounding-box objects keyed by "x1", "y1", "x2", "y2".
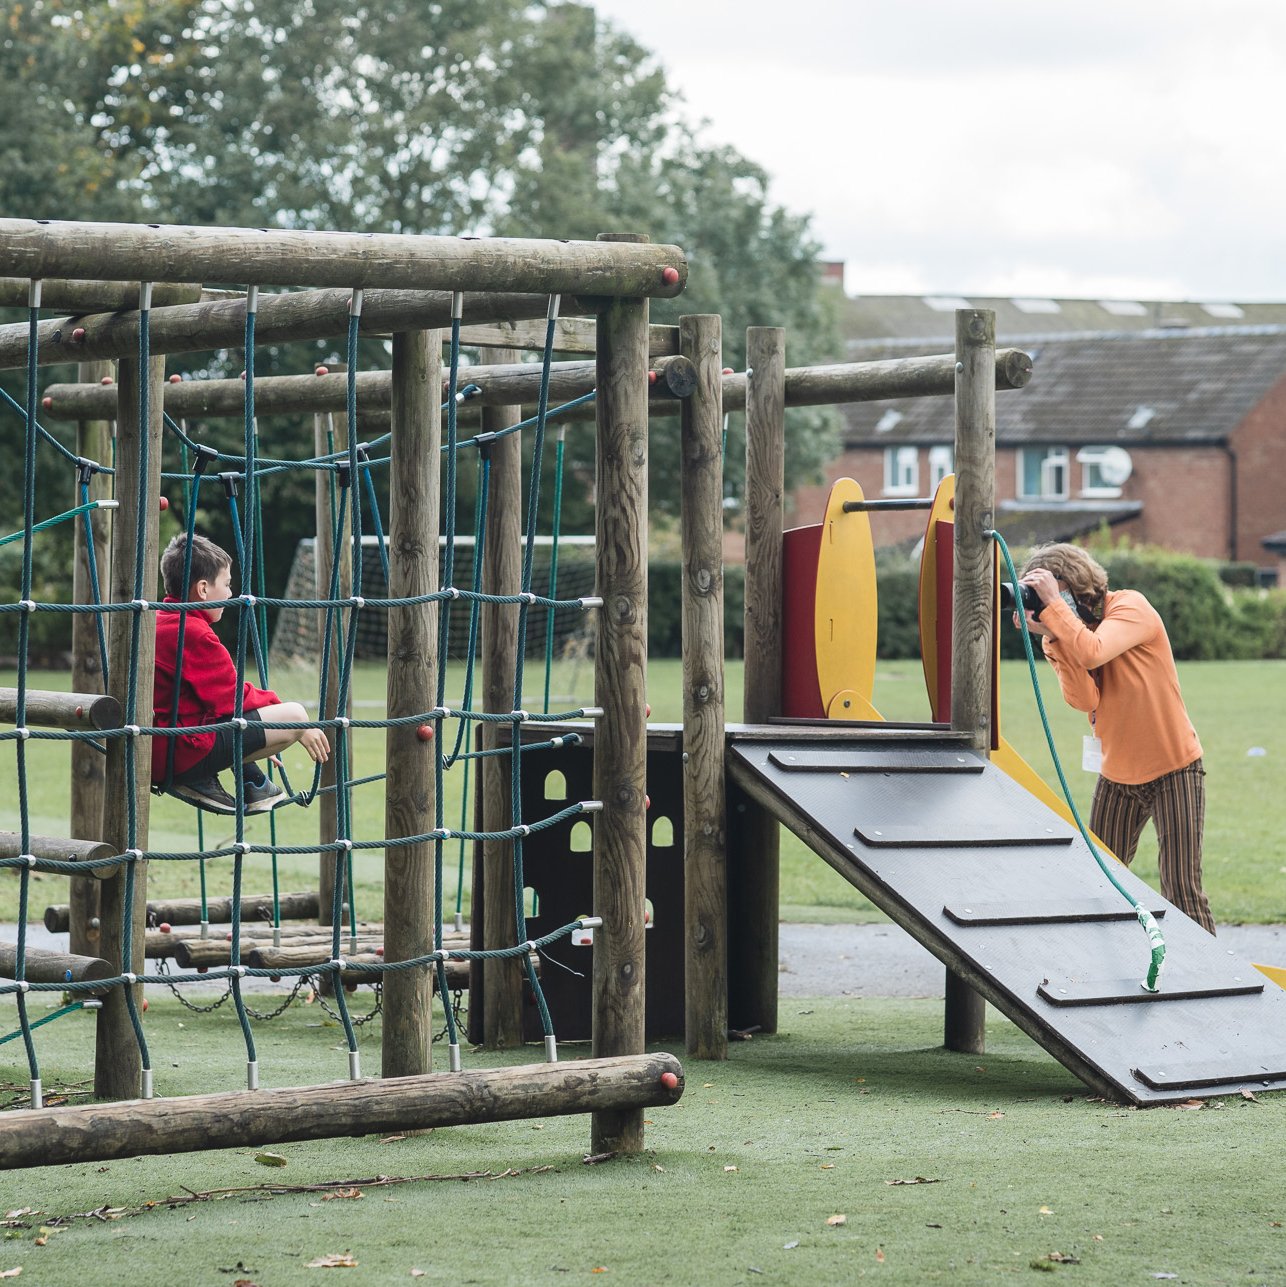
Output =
[
  {"x1": 591, "y1": 1268, "x2": 608, "y2": 1275},
  {"x1": 724, "y1": 1165, "x2": 738, "y2": 1173},
  {"x1": 885, "y1": 1177, "x2": 940, "y2": 1186},
  {"x1": 411, "y1": 1272, "x2": 425, "y2": 1279},
  {"x1": 233, "y1": 1279, "x2": 259, "y2": 1287},
  {"x1": 1046, "y1": 1252, "x2": 1080, "y2": 1264},
  {"x1": 875, "y1": 1248, "x2": 885, "y2": 1263},
  {"x1": 321, "y1": 1188, "x2": 363, "y2": 1202},
  {"x1": 255, "y1": 1152, "x2": 287, "y2": 1168},
  {"x1": 1175, "y1": 1099, "x2": 1205, "y2": 1111},
  {"x1": 784, "y1": 1241, "x2": 799, "y2": 1250},
  {"x1": 652, "y1": 1164, "x2": 665, "y2": 1173},
  {"x1": 1241, "y1": 1090, "x2": 1259, "y2": 1103},
  {"x1": 380, "y1": 1134, "x2": 407, "y2": 1144},
  {"x1": 1038, "y1": 1206, "x2": 1054, "y2": 1215},
  {"x1": 988, "y1": 1111, "x2": 1005, "y2": 1120},
  {"x1": 1150, "y1": 1276, "x2": 1178, "y2": 1281},
  {"x1": 306, "y1": 1253, "x2": 358, "y2": 1268},
  {"x1": 825, "y1": 1214, "x2": 847, "y2": 1227},
  {"x1": 1093, "y1": 1235, "x2": 1104, "y2": 1241},
  {"x1": 0, "y1": 1270, "x2": 20, "y2": 1280},
  {"x1": 820, "y1": 1164, "x2": 835, "y2": 1170}
]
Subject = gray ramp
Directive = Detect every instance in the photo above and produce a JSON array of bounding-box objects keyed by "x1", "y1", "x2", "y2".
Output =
[{"x1": 728, "y1": 734, "x2": 1286, "y2": 1105}]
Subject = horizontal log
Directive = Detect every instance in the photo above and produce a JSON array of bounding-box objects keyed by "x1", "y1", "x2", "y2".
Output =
[
  {"x1": 43, "y1": 891, "x2": 356, "y2": 935},
  {"x1": 0, "y1": 277, "x2": 204, "y2": 310},
  {"x1": 459, "y1": 317, "x2": 680, "y2": 357},
  {"x1": 172, "y1": 934, "x2": 382, "y2": 969},
  {"x1": 0, "y1": 687, "x2": 122, "y2": 730},
  {"x1": 0, "y1": 219, "x2": 687, "y2": 297},
  {"x1": 0, "y1": 940, "x2": 113, "y2": 988},
  {"x1": 40, "y1": 353, "x2": 698, "y2": 420},
  {"x1": 0, "y1": 1051, "x2": 683, "y2": 1169},
  {"x1": 0, "y1": 833, "x2": 120, "y2": 882},
  {"x1": 0, "y1": 288, "x2": 570, "y2": 371}
]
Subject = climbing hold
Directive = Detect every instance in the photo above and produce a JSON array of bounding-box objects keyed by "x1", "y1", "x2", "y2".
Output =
[
  {"x1": 417, "y1": 724, "x2": 435, "y2": 742},
  {"x1": 661, "y1": 266, "x2": 680, "y2": 286},
  {"x1": 661, "y1": 1070, "x2": 678, "y2": 1089}
]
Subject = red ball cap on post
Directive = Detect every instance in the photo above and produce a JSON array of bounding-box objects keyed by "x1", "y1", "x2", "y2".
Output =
[
  {"x1": 660, "y1": 1070, "x2": 679, "y2": 1090},
  {"x1": 661, "y1": 266, "x2": 680, "y2": 286},
  {"x1": 159, "y1": 496, "x2": 169, "y2": 512},
  {"x1": 416, "y1": 724, "x2": 435, "y2": 742},
  {"x1": 315, "y1": 365, "x2": 329, "y2": 377}
]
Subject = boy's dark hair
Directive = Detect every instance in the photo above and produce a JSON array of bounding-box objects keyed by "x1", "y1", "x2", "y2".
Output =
[{"x1": 160, "y1": 534, "x2": 232, "y2": 599}]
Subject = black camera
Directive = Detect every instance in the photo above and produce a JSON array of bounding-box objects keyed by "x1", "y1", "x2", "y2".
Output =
[{"x1": 999, "y1": 580, "x2": 1044, "y2": 619}]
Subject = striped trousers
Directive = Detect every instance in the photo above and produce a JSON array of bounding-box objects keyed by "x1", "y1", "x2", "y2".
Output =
[{"x1": 1089, "y1": 758, "x2": 1215, "y2": 935}]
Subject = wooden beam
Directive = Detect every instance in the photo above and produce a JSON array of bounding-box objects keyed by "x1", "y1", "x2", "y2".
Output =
[
  {"x1": 678, "y1": 314, "x2": 728, "y2": 1061},
  {"x1": 945, "y1": 308, "x2": 997, "y2": 1057},
  {"x1": 459, "y1": 317, "x2": 681, "y2": 356},
  {"x1": 41, "y1": 354, "x2": 698, "y2": 421},
  {"x1": 0, "y1": 688, "x2": 121, "y2": 730},
  {"x1": 95, "y1": 351, "x2": 164, "y2": 1101},
  {"x1": 0, "y1": 277, "x2": 202, "y2": 310},
  {"x1": 69, "y1": 357, "x2": 112, "y2": 955},
  {"x1": 736, "y1": 326, "x2": 787, "y2": 1036},
  {"x1": 0, "y1": 219, "x2": 687, "y2": 296},
  {"x1": 0, "y1": 942, "x2": 113, "y2": 989},
  {"x1": 43, "y1": 890, "x2": 333, "y2": 934},
  {"x1": 591, "y1": 235, "x2": 651, "y2": 1155},
  {"x1": 0, "y1": 1052, "x2": 684, "y2": 1170},
  {"x1": 0, "y1": 832, "x2": 120, "y2": 881},
  {"x1": 383, "y1": 328, "x2": 441, "y2": 1078},
  {"x1": 0, "y1": 289, "x2": 564, "y2": 370}
]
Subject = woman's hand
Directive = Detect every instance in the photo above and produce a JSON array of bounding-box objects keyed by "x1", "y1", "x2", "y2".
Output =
[
  {"x1": 1022, "y1": 567, "x2": 1061, "y2": 606},
  {"x1": 1013, "y1": 609, "x2": 1053, "y2": 637}
]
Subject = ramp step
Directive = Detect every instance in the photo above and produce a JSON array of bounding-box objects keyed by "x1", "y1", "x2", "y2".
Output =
[
  {"x1": 768, "y1": 748, "x2": 982, "y2": 774},
  {"x1": 945, "y1": 898, "x2": 1168, "y2": 926},
  {"x1": 1132, "y1": 1052, "x2": 1286, "y2": 1091},
  {"x1": 856, "y1": 823, "x2": 1072, "y2": 849},
  {"x1": 1039, "y1": 974, "x2": 1265, "y2": 1007}
]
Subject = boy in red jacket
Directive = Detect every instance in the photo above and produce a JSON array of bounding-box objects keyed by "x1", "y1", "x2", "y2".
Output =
[{"x1": 153, "y1": 534, "x2": 330, "y2": 814}]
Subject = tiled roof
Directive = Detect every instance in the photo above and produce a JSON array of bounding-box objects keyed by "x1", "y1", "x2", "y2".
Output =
[
  {"x1": 840, "y1": 328, "x2": 1286, "y2": 447},
  {"x1": 994, "y1": 501, "x2": 1142, "y2": 547},
  {"x1": 840, "y1": 294, "x2": 1286, "y2": 345}
]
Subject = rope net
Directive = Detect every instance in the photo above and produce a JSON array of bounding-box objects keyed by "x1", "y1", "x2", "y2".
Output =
[{"x1": 1, "y1": 281, "x2": 606, "y2": 1105}]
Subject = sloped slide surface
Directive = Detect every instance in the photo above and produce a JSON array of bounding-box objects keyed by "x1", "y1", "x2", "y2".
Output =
[{"x1": 728, "y1": 733, "x2": 1286, "y2": 1105}]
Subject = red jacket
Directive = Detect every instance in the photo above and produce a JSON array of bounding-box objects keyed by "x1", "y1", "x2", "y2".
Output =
[{"x1": 152, "y1": 597, "x2": 280, "y2": 782}]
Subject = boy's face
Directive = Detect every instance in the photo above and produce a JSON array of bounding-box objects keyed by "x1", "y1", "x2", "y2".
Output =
[{"x1": 194, "y1": 565, "x2": 234, "y2": 621}]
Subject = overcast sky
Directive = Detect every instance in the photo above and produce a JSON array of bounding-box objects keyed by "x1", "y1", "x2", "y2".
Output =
[{"x1": 590, "y1": 0, "x2": 1286, "y2": 302}]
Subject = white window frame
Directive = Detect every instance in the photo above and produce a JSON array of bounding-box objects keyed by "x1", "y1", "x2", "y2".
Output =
[
  {"x1": 927, "y1": 444, "x2": 953, "y2": 490},
  {"x1": 1017, "y1": 446, "x2": 1070, "y2": 501},
  {"x1": 1076, "y1": 446, "x2": 1124, "y2": 499},
  {"x1": 883, "y1": 445, "x2": 919, "y2": 497}
]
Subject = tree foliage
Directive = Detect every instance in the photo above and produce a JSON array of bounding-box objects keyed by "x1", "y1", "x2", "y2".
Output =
[{"x1": 1, "y1": 0, "x2": 840, "y2": 578}]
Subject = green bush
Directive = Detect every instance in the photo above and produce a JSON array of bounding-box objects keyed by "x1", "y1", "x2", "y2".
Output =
[{"x1": 0, "y1": 532, "x2": 74, "y2": 665}]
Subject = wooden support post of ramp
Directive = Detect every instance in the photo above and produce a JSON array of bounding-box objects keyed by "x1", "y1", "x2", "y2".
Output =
[{"x1": 0, "y1": 1052, "x2": 684, "y2": 1170}]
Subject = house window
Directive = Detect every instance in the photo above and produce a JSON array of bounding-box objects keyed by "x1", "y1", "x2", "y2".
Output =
[
  {"x1": 1076, "y1": 446, "x2": 1130, "y2": 498},
  {"x1": 1018, "y1": 447, "x2": 1069, "y2": 500},
  {"x1": 927, "y1": 445, "x2": 953, "y2": 490},
  {"x1": 883, "y1": 446, "x2": 919, "y2": 496}
]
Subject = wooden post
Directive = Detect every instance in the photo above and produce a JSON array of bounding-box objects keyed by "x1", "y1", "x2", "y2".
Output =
[
  {"x1": 95, "y1": 350, "x2": 164, "y2": 1101},
  {"x1": 478, "y1": 348, "x2": 525, "y2": 1047},
  {"x1": 591, "y1": 234, "x2": 650, "y2": 1155},
  {"x1": 382, "y1": 329, "x2": 440, "y2": 1078},
  {"x1": 679, "y1": 315, "x2": 727, "y2": 1059},
  {"x1": 945, "y1": 308, "x2": 997, "y2": 1056},
  {"x1": 737, "y1": 326, "x2": 786, "y2": 1034},
  {"x1": 0, "y1": 1052, "x2": 684, "y2": 1171},
  {"x1": 314, "y1": 379, "x2": 353, "y2": 929},
  {"x1": 69, "y1": 359, "x2": 113, "y2": 956}
]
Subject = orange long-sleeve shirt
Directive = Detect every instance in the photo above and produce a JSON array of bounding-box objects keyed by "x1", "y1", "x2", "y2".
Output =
[{"x1": 1039, "y1": 588, "x2": 1201, "y2": 786}]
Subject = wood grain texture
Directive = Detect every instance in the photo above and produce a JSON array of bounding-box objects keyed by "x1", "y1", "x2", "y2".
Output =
[
  {"x1": 679, "y1": 315, "x2": 728, "y2": 1060},
  {"x1": 0, "y1": 1052, "x2": 685, "y2": 1170},
  {"x1": 0, "y1": 687, "x2": 121, "y2": 729},
  {"x1": 0, "y1": 219, "x2": 687, "y2": 295},
  {"x1": 0, "y1": 833, "x2": 118, "y2": 882},
  {"x1": 69, "y1": 358, "x2": 113, "y2": 954},
  {"x1": 591, "y1": 235, "x2": 651, "y2": 1154},
  {"x1": 738, "y1": 327, "x2": 786, "y2": 1034},
  {"x1": 478, "y1": 349, "x2": 525, "y2": 1047},
  {"x1": 0, "y1": 942, "x2": 113, "y2": 987},
  {"x1": 383, "y1": 329, "x2": 441, "y2": 1077},
  {"x1": 459, "y1": 317, "x2": 681, "y2": 357},
  {"x1": 94, "y1": 353, "x2": 164, "y2": 1101}
]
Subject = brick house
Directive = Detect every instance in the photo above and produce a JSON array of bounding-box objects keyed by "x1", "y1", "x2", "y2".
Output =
[{"x1": 787, "y1": 324, "x2": 1286, "y2": 580}]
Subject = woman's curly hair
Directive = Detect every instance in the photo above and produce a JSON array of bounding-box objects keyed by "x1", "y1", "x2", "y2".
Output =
[{"x1": 1020, "y1": 543, "x2": 1107, "y2": 619}]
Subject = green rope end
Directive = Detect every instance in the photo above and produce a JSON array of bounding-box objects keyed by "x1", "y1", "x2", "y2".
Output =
[{"x1": 1136, "y1": 904, "x2": 1166, "y2": 992}]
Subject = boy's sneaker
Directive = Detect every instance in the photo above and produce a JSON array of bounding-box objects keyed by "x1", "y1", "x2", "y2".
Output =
[
  {"x1": 171, "y1": 775, "x2": 238, "y2": 815},
  {"x1": 243, "y1": 777, "x2": 285, "y2": 814}
]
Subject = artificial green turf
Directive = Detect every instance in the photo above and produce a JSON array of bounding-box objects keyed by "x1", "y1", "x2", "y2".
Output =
[
  {"x1": 2, "y1": 995, "x2": 1284, "y2": 1286},
  {"x1": 4, "y1": 658, "x2": 1285, "y2": 926}
]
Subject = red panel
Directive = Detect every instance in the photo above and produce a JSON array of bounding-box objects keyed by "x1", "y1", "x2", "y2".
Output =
[
  {"x1": 934, "y1": 520, "x2": 953, "y2": 724},
  {"x1": 781, "y1": 523, "x2": 824, "y2": 719}
]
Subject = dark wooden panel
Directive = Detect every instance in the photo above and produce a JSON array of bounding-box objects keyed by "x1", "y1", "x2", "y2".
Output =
[
  {"x1": 1038, "y1": 974, "x2": 1264, "y2": 1006},
  {"x1": 945, "y1": 899, "x2": 1168, "y2": 926},
  {"x1": 767, "y1": 748, "x2": 983, "y2": 774},
  {"x1": 1133, "y1": 1052, "x2": 1286, "y2": 1090}
]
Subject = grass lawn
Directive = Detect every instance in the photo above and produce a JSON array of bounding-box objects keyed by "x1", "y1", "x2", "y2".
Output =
[
  {"x1": 2, "y1": 995, "x2": 1284, "y2": 1286},
  {"x1": 2, "y1": 657, "x2": 1285, "y2": 927}
]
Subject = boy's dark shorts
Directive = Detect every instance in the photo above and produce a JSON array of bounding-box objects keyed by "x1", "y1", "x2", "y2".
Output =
[{"x1": 172, "y1": 710, "x2": 268, "y2": 784}]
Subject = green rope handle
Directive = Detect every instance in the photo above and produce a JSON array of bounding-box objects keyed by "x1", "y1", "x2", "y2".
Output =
[{"x1": 989, "y1": 529, "x2": 1165, "y2": 992}]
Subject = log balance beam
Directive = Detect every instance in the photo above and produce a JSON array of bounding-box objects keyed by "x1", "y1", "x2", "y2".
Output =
[{"x1": 0, "y1": 1052, "x2": 684, "y2": 1169}]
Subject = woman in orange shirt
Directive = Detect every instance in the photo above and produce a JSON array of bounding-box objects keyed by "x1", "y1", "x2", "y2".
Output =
[{"x1": 1016, "y1": 543, "x2": 1215, "y2": 934}]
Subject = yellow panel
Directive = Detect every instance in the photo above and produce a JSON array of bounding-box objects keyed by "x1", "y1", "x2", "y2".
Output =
[
  {"x1": 814, "y1": 478, "x2": 878, "y2": 717},
  {"x1": 826, "y1": 688, "x2": 882, "y2": 721},
  {"x1": 1254, "y1": 962, "x2": 1286, "y2": 990},
  {"x1": 992, "y1": 737, "x2": 1118, "y2": 863},
  {"x1": 917, "y1": 474, "x2": 955, "y2": 720}
]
